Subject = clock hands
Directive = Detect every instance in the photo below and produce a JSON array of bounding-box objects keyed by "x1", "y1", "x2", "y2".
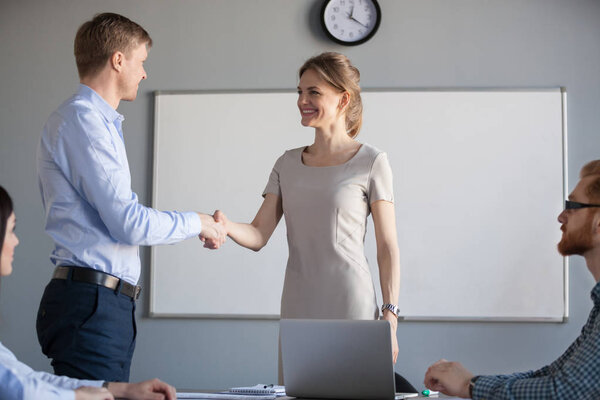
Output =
[{"x1": 345, "y1": 5, "x2": 368, "y2": 28}]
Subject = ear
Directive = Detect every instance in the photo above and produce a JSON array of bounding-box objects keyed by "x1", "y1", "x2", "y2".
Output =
[
  {"x1": 594, "y1": 212, "x2": 600, "y2": 235},
  {"x1": 339, "y1": 92, "x2": 350, "y2": 111},
  {"x1": 110, "y1": 51, "x2": 125, "y2": 72}
]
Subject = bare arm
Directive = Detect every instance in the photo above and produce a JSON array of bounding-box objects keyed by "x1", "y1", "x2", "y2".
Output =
[
  {"x1": 214, "y1": 193, "x2": 283, "y2": 251},
  {"x1": 371, "y1": 200, "x2": 400, "y2": 362}
]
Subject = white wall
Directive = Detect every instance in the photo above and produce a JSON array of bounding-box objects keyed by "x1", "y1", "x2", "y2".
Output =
[{"x1": 1, "y1": 0, "x2": 599, "y2": 390}]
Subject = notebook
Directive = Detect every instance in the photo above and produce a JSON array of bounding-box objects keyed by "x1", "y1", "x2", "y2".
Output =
[
  {"x1": 280, "y1": 319, "x2": 417, "y2": 400},
  {"x1": 228, "y1": 384, "x2": 285, "y2": 395},
  {"x1": 176, "y1": 393, "x2": 275, "y2": 400}
]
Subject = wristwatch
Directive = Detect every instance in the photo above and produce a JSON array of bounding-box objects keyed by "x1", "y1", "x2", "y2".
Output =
[
  {"x1": 468, "y1": 375, "x2": 480, "y2": 398},
  {"x1": 381, "y1": 303, "x2": 400, "y2": 317}
]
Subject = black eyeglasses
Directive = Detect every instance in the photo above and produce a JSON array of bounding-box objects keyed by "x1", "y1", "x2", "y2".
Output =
[{"x1": 565, "y1": 200, "x2": 600, "y2": 210}]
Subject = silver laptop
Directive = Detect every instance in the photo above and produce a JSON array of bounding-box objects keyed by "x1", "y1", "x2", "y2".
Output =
[{"x1": 280, "y1": 319, "x2": 416, "y2": 400}]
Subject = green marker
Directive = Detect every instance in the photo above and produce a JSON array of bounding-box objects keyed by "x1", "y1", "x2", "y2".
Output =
[{"x1": 422, "y1": 389, "x2": 439, "y2": 396}]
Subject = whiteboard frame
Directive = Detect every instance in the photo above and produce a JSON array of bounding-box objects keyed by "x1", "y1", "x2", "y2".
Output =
[{"x1": 149, "y1": 87, "x2": 569, "y2": 322}]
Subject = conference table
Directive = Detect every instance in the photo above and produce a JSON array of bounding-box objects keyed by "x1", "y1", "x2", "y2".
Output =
[{"x1": 176, "y1": 390, "x2": 451, "y2": 399}]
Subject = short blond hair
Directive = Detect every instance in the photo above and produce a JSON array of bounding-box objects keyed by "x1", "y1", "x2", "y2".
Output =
[
  {"x1": 580, "y1": 160, "x2": 600, "y2": 202},
  {"x1": 74, "y1": 13, "x2": 152, "y2": 79}
]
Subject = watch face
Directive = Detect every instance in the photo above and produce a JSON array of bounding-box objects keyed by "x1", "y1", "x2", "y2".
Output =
[{"x1": 321, "y1": 0, "x2": 381, "y2": 46}]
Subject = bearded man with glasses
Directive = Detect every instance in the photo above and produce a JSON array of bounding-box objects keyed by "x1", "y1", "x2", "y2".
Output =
[{"x1": 423, "y1": 160, "x2": 600, "y2": 399}]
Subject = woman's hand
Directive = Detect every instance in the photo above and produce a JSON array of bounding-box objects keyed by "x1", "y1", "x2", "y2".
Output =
[
  {"x1": 74, "y1": 386, "x2": 114, "y2": 400},
  {"x1": 198, "y1": 212, "x2": 227, "y2": 249},
  {"x1": 382, "y1": 309, "x2": 399, "y2": 363},
  {"x1": 213, "y1": 210, "x2": 230, "y2": 233},
  {"x1": 200, "y1": 210, "x2": 229, "y2": 249}
]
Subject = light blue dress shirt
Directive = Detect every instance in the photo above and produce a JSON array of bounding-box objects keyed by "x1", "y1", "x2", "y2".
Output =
[
  {"x1": 37, "y1": 84, "x2": 202, "y2": 284},
  {"x1": 0, "y1": 341, "x2": 100, "y2": 400}
]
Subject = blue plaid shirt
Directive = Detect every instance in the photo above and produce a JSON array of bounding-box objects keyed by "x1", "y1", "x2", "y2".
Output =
[{"x1": 473, "y1": 281, "x2": 600, "y2": 399}]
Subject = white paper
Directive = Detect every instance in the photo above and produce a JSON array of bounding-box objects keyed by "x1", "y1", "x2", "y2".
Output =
[{"x1": 177, "y1": 393, "x2": 276, "y2": 400}]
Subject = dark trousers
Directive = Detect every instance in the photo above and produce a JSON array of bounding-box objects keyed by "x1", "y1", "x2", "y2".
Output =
[{"x1": 36, "y1": 277, "x2": 137, "y2": 382}]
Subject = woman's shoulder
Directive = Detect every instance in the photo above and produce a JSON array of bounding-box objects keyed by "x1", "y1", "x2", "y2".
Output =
[
  {"x1": 279, "y1": 146, "x2": 305, "y2": 162},
  {"x1": 283, "y1": 146, "x2": 306, "y2": 156},
  {"x1": 269, "y1": 146, "x2": 304, "y2": 170},
  {"x1": 358, "y1": 142, "x2": 387, "y2": 160}
]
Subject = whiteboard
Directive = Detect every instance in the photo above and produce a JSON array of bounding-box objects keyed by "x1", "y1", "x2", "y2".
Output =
[{"x1": 150, "y1": 89, "x2": 567, "y2": 321}]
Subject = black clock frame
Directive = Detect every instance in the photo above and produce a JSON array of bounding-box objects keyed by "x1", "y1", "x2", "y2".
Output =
[{"x1": 320, "y1": 0, "x2": 381, "y2": 46}]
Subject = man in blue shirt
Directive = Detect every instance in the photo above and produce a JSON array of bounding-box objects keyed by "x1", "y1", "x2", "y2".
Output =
[
  {"x1": 424, "y1": 159, "x2": 600, "y2": 399},
  {"x1": 36, "y1": 13, "x2": 226, "y2": 382}
]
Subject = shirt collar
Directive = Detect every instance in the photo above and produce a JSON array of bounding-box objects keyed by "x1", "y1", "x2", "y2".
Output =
[
  {"x1": 591, "y1": 281, "x2": 600, "y2": 304},
  {"x1": 77, "y1": 84, "x2": 124, "y2": 124}
]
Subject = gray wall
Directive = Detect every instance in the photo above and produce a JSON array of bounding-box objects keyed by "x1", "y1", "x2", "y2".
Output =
[{"x1": 1, "y1": 0, "x2": 599, "y2": 391}]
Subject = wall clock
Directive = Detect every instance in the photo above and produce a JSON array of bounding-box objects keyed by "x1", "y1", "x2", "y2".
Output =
[{"x1": 321, "y1": 0, "x2": 381, "y2": 46}]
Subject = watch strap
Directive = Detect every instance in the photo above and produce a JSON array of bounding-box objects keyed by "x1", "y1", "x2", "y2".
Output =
[{"x1": 381, "y1": 303, "x2": 400, "y2": 317}]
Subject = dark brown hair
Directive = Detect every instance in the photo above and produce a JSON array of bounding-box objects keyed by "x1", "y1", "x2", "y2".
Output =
[
  {"x1": 299, "y1": 52, "x2": 363, "y2": 138},
  {"x1": 0, "y1": 186, "x2": 13, "y2": 261},
  {"x1": 74, "y1": 12, "x2": 152, "y2": 79}
]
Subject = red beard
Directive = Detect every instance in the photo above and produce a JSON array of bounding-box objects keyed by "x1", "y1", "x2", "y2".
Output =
[{"x1": 558, "y1": 216, "x2": 594, "y2": 256}]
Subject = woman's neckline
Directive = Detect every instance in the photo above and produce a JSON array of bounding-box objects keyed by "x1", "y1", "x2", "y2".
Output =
[{"x1": 300, "y1": 143, "x2": 364, "y2": 168}]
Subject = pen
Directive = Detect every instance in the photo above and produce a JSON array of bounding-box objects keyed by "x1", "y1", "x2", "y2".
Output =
[{"x1": 421, "y1": 389, "x2": 439, "y2": 396}]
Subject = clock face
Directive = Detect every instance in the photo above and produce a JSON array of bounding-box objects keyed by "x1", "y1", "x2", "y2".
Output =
[{"x1": 321, "y1": 0, "x2": 381, "y2": 46}]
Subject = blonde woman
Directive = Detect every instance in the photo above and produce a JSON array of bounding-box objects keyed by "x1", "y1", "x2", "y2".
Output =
[{"x1": 208, "y1": 53, "x2": 413, "y2": 390}]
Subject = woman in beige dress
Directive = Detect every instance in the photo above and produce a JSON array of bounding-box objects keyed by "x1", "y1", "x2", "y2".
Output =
[{"x1": 209, "y1": 52, "x2": 405, "y2": 384}]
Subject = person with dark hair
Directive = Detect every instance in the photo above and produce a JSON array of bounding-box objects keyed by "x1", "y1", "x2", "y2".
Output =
[
  {"x1": 424, "y1": 160, "x2": 600, "y2": 399},
  {"x1": 36, "y1": 12, "x2": 226, "y2": 382},
  {"x1": 205, "y1": 52, "x2": 412, "y2": 389},
  {"x1": 0, "y1": 186, "x2": 16, "y2": 278},
  {"x1": 0, "y1": 185, "x2": 177, "y2": 400}
]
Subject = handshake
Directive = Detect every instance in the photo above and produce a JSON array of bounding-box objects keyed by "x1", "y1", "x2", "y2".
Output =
[{"x1": 197, "y1": 210, "x2": 229, "y2": 249}]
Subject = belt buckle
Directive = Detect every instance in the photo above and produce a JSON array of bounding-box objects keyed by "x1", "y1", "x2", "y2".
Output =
[{"x1": 134, "y1": 286, "x2": 142, "y2": 300}]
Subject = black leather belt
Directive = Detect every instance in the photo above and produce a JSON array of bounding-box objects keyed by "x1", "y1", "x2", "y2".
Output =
[{"x1": 52, "y1": 266, "x2": 141, "y2": 300}]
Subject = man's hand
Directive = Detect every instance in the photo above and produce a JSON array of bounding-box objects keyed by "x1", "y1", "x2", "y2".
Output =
[
  {"x1": 75, "y1": 386, "x2": 114, "y2": 400},
  {"x1": 424, "y1": 359, "x2": 474, "y2": 398},
  {"x1": 198, "y1": 213, "x2": 227, "y2": 249},
  {"x1": 108, "y1": 379, "x2": 177, "y2": 400}
]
